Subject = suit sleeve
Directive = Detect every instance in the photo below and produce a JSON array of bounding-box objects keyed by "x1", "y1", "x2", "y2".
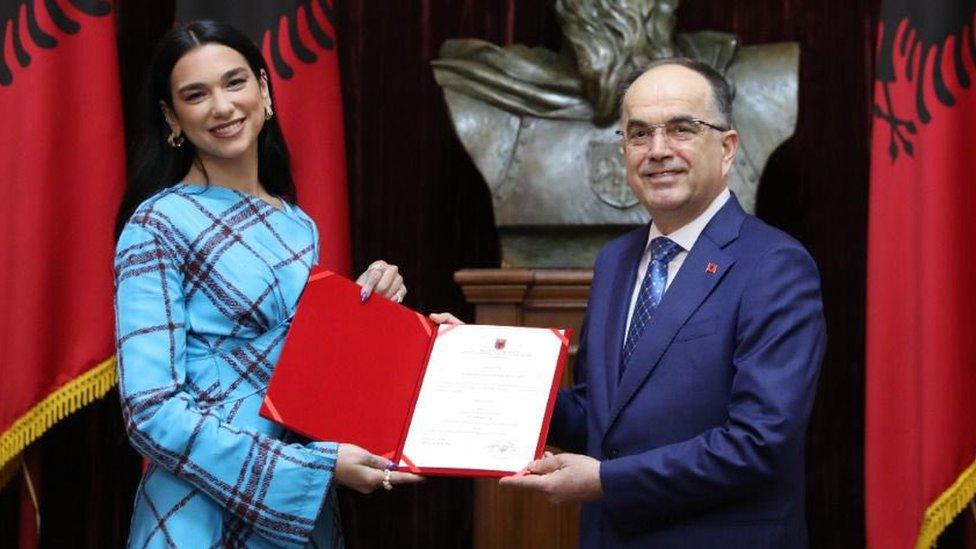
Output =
[
  {"x1": 599, "y1": 242, "x2": 826, "y2": 526},
  {"x1": 548, "y1": 312, "x2": 589, "y2": 453},
  {"x1": 114, "y1": 221, "x2": 336, "y2": 548}
]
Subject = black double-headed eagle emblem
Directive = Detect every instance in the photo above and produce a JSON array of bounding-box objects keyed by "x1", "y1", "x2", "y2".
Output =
[
  {"x1": 0, "y1": 0, "x2": 110, "y2": 86},
  {"x1": 874, "y1": 0, "x2": 976, "y2": 161}
]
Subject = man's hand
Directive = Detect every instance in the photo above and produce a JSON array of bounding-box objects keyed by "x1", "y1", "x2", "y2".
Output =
[
  {"x1": 499, "y1": 452, "x2": 603, "y2": 504},
  {"x1": 429, "y1": 312, "x2": 464, "y2": 325}
]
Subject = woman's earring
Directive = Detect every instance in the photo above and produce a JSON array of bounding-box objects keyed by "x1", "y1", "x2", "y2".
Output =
[
  {"x1": 166, "y1": 131, "x2": 185, "y2": 148},
  {"x1": 265, "y1": 104, "x2": 274, "y2": 120}
]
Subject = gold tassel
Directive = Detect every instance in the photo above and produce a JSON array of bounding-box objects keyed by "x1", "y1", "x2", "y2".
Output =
[
  {"x1": 916, "y1": 459, "x2": 976, "y2": 548},
  {"x1": 0, "y1": 357, "x2": 116, "y2": 490}
]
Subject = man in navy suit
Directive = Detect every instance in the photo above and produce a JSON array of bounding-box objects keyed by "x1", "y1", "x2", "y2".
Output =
[{"x1": 500, "y1": 58, "x2": 826, "y2": 548}]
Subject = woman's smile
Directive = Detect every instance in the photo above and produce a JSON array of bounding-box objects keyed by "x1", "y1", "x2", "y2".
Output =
[{"x1": 209, "y1": 117, "x2": 246, "y2": 138}]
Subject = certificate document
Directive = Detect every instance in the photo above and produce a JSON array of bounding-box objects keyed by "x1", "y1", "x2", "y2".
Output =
[
  {"x1": 401, "y1": 325, "x2": 567, "y2": 474},
  {"x1": 261, "y1": 270, "x2": 569, "y2": 477}
]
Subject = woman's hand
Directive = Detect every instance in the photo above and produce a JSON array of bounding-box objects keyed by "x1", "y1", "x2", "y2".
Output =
[
  {"x1": 356, "y1": 260, "x2": 405, "y2": 303},
  {"x1": 429, "y1": 312, "x2": 464, "y2": 325},
  {"x1": 334, "y1": 443, "x2": 422, "y2": 494}
]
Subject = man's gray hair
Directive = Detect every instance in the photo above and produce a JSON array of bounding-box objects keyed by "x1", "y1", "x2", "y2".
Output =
[{"x1": 617, "y1": 57, "x2": 735, "y2": 128}]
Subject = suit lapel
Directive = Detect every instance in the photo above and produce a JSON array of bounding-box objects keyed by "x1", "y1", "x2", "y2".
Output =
[{"x1": 604, "y1": 197, "x2": 746, "y2": 437}]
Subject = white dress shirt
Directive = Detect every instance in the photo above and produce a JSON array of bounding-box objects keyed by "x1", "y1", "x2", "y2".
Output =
[{"x1": 624, "y1": 188, "x2": 731, "y2": 333}]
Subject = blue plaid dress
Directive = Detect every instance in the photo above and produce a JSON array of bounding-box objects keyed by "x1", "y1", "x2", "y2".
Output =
[{"x1": 115, "y1": 183, "x2": 341, "y2": 548}]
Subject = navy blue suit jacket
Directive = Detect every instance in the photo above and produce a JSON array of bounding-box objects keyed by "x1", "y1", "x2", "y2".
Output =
[{"x1": 550, "y1": 196, "x2": 826, "y2": 548}]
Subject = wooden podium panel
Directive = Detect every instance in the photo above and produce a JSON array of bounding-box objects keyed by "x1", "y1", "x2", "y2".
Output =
[{"x1": 455, "y1": 269, "x2": 592, "y2": 549}]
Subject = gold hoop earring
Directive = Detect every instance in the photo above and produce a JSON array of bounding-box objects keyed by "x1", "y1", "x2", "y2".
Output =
[
  {"x1": 167, "y1": 131, "x2": 185, "y2": 148},
  {"x1": 264, "y1": 104, "x2": 274, "y2": 120}
]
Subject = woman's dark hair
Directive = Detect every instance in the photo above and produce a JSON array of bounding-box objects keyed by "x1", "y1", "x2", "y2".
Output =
[{"x1": 114, "y1": 20, "x2": 296, "y2": 239}]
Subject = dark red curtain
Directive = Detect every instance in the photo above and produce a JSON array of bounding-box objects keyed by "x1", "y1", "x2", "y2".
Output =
[{"x1": 3, "y1": 1, "x2": 958, "y2": 547}]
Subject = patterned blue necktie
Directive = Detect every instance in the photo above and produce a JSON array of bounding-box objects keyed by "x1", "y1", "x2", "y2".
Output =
[{"x1": 621, "y1": 237, "x2": 683, "y2": 373}]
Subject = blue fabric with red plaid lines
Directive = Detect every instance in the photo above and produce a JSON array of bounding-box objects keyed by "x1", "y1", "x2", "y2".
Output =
[{"x1": 115, "y1": 183, "x2": 342, "y2": 548}]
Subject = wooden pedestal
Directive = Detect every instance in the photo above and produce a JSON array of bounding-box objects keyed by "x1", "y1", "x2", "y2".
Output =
[{"x1": 454, "y1": 268, "x2": 592, "y2": 549}]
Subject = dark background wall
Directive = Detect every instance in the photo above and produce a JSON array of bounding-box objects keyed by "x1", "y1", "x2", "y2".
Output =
[{"x1": 0, "y1": 0, "x2": 895, "y2": 547}]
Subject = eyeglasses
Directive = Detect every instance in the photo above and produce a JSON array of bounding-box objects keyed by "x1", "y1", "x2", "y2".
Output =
[{"x1": 616, "y1": 118, "x2": 729, "y2": 148}]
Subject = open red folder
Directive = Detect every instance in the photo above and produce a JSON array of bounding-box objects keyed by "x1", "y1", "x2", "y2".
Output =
[{"x1": 260, "y1": 269, "x2": 570, "y2": 477}]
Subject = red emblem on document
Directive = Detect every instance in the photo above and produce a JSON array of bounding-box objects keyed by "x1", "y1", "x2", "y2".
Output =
[
  {"x1": 495, "y1": 339, "x2": 507, "y2": 350},
  {"x1": 706, "y1": 263, "x2": 718, "y2": 274}
]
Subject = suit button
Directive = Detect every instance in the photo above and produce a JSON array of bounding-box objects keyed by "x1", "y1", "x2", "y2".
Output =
[{"x1": 606, "y1": 448, "x2": 619, "y2": 459}]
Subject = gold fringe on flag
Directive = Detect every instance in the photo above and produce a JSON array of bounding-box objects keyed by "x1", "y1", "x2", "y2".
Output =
[
  {"x1": 916, "y1": 458, "x2": 976, "y2": 548},
  {"x1": 0, "y1": 357, "x2": 116, "y2": 489}
]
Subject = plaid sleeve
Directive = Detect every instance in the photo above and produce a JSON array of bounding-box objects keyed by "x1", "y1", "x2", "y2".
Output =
[
  {"x1": 308, "y1": 209, "x2": 321, "y2": 265},
  {"x1": 114, "y1": 219, "x2": 337, "y2": 548}
]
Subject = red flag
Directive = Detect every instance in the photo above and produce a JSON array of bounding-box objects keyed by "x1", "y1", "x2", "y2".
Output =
[
  {"x1": 176, "y1": 1, "x2": 351, "y2": 275},
  {"x1": 0, "y1": 0, "x2": 123, "y2": 477},
  {"x1": 866, "y1": 2, "x2": 976, "y2": 547}
]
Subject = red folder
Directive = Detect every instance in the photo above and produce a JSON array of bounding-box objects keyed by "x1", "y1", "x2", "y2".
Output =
[{"x1": 260, "y1": 269, "x2": 570, "y2": 477}]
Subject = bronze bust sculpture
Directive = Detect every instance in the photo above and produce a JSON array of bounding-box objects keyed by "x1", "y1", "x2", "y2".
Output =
[{"x1": 433, "y1": 0, "x2": 798, "y2": 267}]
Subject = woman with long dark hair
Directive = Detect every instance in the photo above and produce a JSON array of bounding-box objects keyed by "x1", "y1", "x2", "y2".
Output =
[{"x1": 114, "y1": 20, "x2": 423, "y2": 547}]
